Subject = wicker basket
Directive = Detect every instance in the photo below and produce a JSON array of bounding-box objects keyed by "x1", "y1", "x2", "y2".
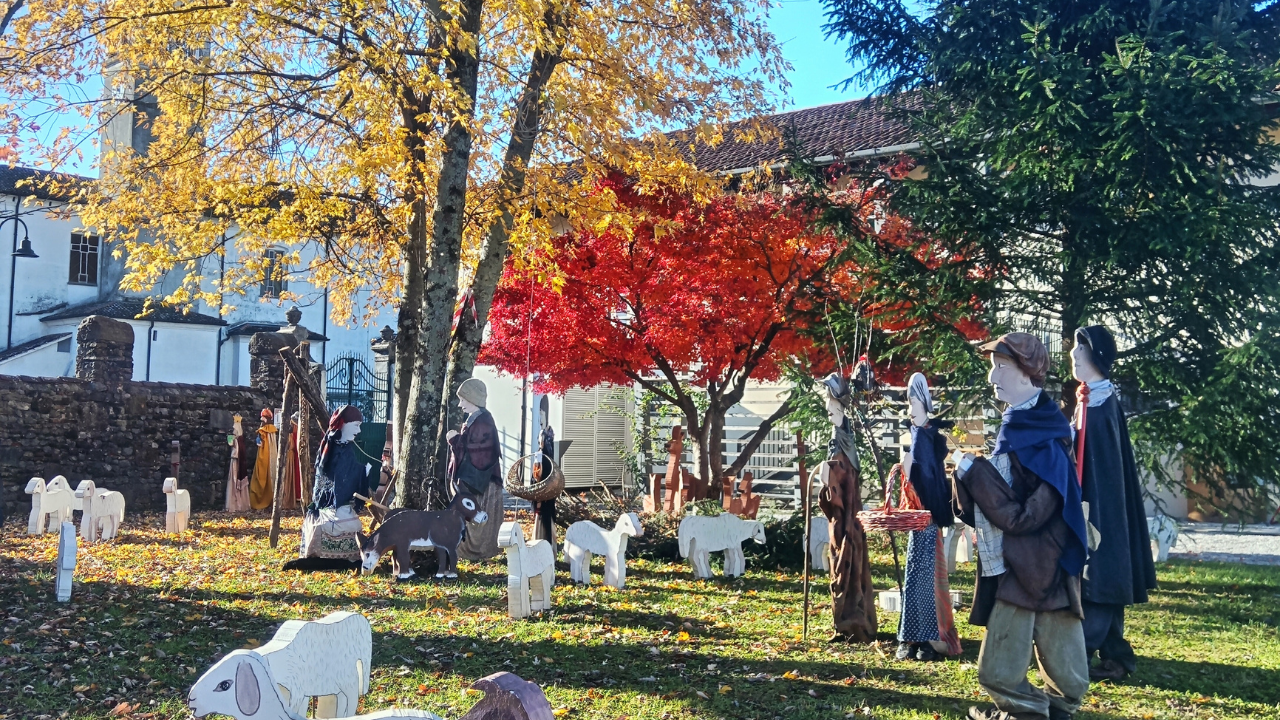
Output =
[
  {"x1": 857, "y1": 463, "x2": 933, "y2": 533},
  {"x1": 504, "y1": 455, "x2": 566, "y2": 503}
]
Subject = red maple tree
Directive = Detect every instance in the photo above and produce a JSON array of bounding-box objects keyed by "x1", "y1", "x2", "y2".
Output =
[{"x1": 481, "y1": 173, "x2": 983, "y2": 487}]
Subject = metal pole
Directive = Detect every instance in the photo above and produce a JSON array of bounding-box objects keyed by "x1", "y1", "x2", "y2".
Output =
[
  {"x1": 800, "y1": 432, "x2": 811, "y2": 643},
  {"x1": 6, "y1": 200, "x2": 20, "y2": 350},
  {"x1": 346, "y1": 356, "x2": 355, "y2": 407}
]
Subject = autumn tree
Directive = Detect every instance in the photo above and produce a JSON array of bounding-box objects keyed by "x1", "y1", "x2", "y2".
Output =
[
  {"x1": 482, "y1": 173, "x2": 962, "y2": 486},
  {"x1": 1, "y1": 0, "x2": 785, "y2": 507}
]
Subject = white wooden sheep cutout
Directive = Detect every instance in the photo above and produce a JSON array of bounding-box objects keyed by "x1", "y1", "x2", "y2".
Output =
[
  {"x1": 74, "y1": 480, "x2": 126, "y2": 543},
  {"x1": 255, "y1": 611, "x2": 372, "y2": 719},
  {"x1": 677, "y1": 514, "x2": 766, "y2": 579},
  {"x1": 25, "y1": 476, "x2": 74, "y2": 535},
  {"x1": 56, "y1": 520, "x2": 77, "y2": 602},
  {"x1": 164, "y1": 477, "x2": 191, "y2": 534},
  {"x1": 564, "y1": 512, "x2": 643, "y2": 589},
  {"x1": 47, "y1": 475, "x2": 82, "y2": 513},
  {"x1": 1147, "y1": 514, "x2": 1179, "y2": 562},
  {"x1": 944, "y1": 523, "x2": 975, "y2": 573},
  {"x1": 808, "y1": 516, "x2": 830, "y2": 572},
  {"x1": 498, "y1": 522, "x2": 555, "y2": 619},
  {"x1": 189, "y1": 651, "x2": 554, "y2": 720}
]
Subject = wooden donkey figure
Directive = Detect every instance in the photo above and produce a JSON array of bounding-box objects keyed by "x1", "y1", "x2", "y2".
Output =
[{"x1": 357, "y1": 490, "x2": 488, "y2": 581}]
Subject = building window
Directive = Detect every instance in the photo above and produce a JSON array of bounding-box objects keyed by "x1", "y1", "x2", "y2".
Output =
[
  {"x1": 69, "y1": 233, "x2": 99, "y2": 286},
  {"x1": 57, "y1": 338, "x2": 71, "y2": 353},
  {"x1": 261, "y1": 249, "x2": 288, "y2": 298}
]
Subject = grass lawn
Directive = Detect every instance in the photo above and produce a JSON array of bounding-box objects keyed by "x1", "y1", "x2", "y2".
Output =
[{"x1": 1, "y1": 512, "x2": 1278, "y2": 720}]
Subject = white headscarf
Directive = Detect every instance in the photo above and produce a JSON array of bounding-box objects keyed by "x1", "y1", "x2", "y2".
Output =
[{"x1": 907, "y1": 372, "x2": 932, "y2": 414}]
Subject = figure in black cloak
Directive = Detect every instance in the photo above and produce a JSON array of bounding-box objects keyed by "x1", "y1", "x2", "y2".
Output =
[
  {"x1": 297, "y1": 405, "x2": 370, "y2": 563},
  {"x1": 311, "y1": 405, "x2": 372, "y2": 511},
  {"x1": 894, "y1": 373, "x2": 962, "y2": 661},
  {"x1": 1072, "y1": 325, "x2": 1157, "y2": 681}
]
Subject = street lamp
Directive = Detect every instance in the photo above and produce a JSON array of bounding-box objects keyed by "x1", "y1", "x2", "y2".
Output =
[{"x1": 4, "y1": 200, "x2": 37, "y2": 351}]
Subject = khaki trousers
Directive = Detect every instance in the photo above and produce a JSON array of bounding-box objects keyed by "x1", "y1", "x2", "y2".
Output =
[{"x1": 978, "y1": 600, "x2": 1089, "y2": 717}]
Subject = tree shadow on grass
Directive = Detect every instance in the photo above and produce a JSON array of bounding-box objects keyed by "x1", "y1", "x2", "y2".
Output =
[{"x1": 1123, "y1": 656, "x2": 1280, "y2": 706}]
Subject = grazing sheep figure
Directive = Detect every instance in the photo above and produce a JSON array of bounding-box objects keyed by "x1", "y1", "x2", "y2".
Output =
[
  {"x1": 74, "y1": 480, "x2": 126, "y2": 543},
  {"x1": 189, "y1": 650, "x2": 553, "y2": 720},
  {"x1": 1147, "y1": 514, "x2": 1179, "y2": 562},
  {"x1": 254, "y1": 611, "x2": 371, "y2": 718},
  {"x1": 498, "y1": 522, "x2": 556, "y2": 619},
  {"x1": 563, "y1": 512, "x2": 644, "y2": 589},
  {"x1": 25, "y1": 477, "x2": 74, "y2": 535},
  {"x1": 677, "y1": 514, "x2": 766, "y2": 579},
  {"x1": 809, "y1": 516, "x2": 831, "y2": 572},
  {"x1": 163, "y1": 477, "x2": 191, "y2": 534}
]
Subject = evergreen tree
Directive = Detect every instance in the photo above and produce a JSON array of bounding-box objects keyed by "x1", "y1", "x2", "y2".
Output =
[{"x1": 820, "y1": 0, "x2": 1280, "y2": 509}]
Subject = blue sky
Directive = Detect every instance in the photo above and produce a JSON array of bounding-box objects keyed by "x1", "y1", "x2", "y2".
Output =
[
  {"x1": 769, "y1": 0, "x2": 867, "y2": 111},
  {"x1": 24, "y1": 1, "x2": 863, "y2": 174}
]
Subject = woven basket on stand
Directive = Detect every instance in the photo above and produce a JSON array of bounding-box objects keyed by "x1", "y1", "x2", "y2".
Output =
[
  {"x1": 857, "y1": 463, "x2": 933, "y2": 533},
  {"x1": 504, "y1": 454, "x2": 566, "y2": 503}
]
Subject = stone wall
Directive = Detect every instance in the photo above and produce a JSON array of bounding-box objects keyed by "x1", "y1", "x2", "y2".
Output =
[{"x1": 0, "y1": 375, "x2": 272, "y2": 518}]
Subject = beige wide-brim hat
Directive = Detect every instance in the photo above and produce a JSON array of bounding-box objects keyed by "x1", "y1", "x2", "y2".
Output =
[{"x1": 458, "y1": 377, "x2": 488, "y2": 408}]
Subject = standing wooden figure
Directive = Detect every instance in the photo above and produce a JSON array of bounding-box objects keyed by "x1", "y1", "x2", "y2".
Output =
[
  {"x1": 662, "y1": 425, "x2": 685, "y2": 513},
  {"x1": 164, "y1": 477, "x2": 191, "y2": 534},
  {"x1": 226, "y1": 415, "x2": 251, "y2": 512},
  {"x1": 564, "y1": 513, "x2": 644, "y2": 589},
  {"x1": 818, "y1": 373, "x2": 877, "y2": 643}
]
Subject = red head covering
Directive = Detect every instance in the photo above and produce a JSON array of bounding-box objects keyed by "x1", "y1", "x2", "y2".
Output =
[
  {"x1": 260, "y1": 408, "x2": 274, "y2": 422},
  {"x1": 316, "y1": 405, "x2": 364, "y2": 473}
]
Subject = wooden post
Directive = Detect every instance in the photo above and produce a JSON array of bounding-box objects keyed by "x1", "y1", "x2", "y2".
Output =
[
  {"x1": 799, "y1": 432, "x2": 811, "y2": 643},
  {"x1": 268, "y1": 374, "x2": 297, "y2": 549},
  {"x1": 296, "y1": 344, "x2": 314, "y2": 508},
  {"x1": 169, "y1": 440, "x2": 181, "y2": 481}
]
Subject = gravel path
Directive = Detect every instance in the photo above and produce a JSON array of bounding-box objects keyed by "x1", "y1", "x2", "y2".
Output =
[{"x1": 1168, "y1": 522, "x2": 1280, "y2": 566}]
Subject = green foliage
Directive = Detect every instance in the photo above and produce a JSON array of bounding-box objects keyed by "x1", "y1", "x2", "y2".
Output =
[{"x1": 821, "y1": 0, "x2": 1280, "y2": 502}]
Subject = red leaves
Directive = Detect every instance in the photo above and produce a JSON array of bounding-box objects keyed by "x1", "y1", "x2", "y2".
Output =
[{"x1": 483, "y1": 182, "x2": 841, "y2": 392}]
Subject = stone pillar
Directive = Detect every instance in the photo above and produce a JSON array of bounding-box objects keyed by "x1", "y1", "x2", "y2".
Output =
[
  {"x1": 248, "y1": 330, "x2": 299, "y2": 400},
  {"x1": 279, "y1": 305, "x2": 314, "y2": 363},
  {"x1": 371, "y1": 325, "x2": 395, "y2": 424},
  {"x1": 75, "y1": 315, "x2": 135, "y2": 382}
]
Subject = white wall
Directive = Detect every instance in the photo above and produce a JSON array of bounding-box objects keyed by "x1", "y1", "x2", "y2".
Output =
[
  {"x1": 0, "y1": 196, "x2": 100, "y2": 348},
  {"x1": 0, "y1": 338, "x2": 73, "y2": 377}
]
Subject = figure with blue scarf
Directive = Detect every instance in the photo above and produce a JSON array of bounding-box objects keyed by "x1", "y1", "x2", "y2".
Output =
[
  {"x1": 1072, "y1": 326, "x2": 1156, "y2": 681},
  {"x1": 955, "y1": 333, "x2": 1091, "y2": 720}
]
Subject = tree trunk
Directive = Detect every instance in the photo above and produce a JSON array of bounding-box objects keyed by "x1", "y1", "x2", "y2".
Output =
[
  {"x1": 1060, "y1": 226, "x2": 1087, "y2": 418},
  {"x1": 437, "y1": 39, "x2": 566, "y2": 466},
  {"x1": 395, "y1": 0, "x2": 485, "y2": 510},
  {"x1": 705, "y1": 404, "x2": 726, "y2": 500},
  {"x1": 392, "y1": 195, "x2": 427, "y2": 467}
]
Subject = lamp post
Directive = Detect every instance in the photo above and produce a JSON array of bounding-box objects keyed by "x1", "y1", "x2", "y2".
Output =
[{"x1": 4, "y1": 198, "x2": 37, "y2": 351}]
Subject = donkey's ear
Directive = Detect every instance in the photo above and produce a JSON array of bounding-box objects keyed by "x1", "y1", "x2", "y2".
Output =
[
  {"x1": 234, "y1": 659, "x2": 262, "y2": 716},
  {"x1": 356, "y1": 531, "x2": 368, "y2": 545}
]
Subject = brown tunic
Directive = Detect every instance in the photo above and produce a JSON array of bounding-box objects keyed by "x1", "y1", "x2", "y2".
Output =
[
  {"x1": 819, "y1": 455, "x2": 878, "y2": 642},
  {"x1": 448, "y1": 408, "x2": 503, "y2": 560},
  {"x1": 955, "y1": 453, "x2": 1083, "y2": 624}
]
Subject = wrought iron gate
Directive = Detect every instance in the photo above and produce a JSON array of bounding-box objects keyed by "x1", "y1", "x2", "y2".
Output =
[{"x1": 325, "y1": 352, "x2": 390, "y2": 421}]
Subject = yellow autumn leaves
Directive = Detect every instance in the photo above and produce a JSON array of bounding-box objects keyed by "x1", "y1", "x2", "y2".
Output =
[{"x1": 1, "y1": 0, "x2": 788, "y2": 325}]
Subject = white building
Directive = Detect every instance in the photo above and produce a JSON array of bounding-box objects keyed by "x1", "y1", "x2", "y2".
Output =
[{"x1": 0, "y1": 165, "x2": 393, "y2": 385}]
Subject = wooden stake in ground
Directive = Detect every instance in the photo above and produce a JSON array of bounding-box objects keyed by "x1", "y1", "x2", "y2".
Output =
[
  {"x1": 268, "y1": 373, "x2": 297, "y2": 549},
  {"x1": 799, "y1": 433, "x2": 811, "y2": 643},
  {"x1": 296, "y1": 343, "x2": 314, "y2": 508}
]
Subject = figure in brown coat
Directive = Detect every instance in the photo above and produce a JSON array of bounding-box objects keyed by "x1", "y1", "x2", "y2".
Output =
[
  {"x1": 662, "y1": 425, "x2": 685, "y2": 513},
  {"x1": 818, "y1": 373, "x2": 877, "y2": 643},
  {"x1": 357, "y1": 490, "x2": 488, "y2": 581}
]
